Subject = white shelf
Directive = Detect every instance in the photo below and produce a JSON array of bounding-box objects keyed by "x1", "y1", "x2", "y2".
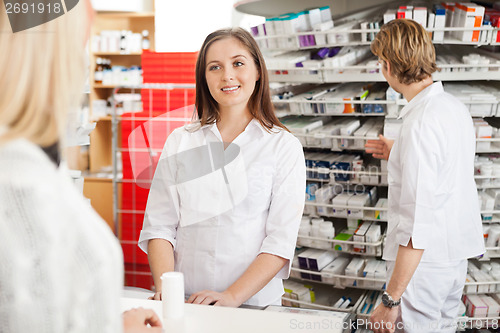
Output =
[
  {"x1": 256, "y1": 26, "x2": 499, "y2": 49},
  {"x1": 477, "y1": 149, "x2": 500, "y2": 154},
  {"x1": 308, "y1": 210, "x2": 387, "y2": 223},
  {"x1": 291, "y1": 267, "x2": 386, "y2": 286},
  {"x1": 274, "y1": 99, "x2": 395, "y2": 105},
  {"x1": 270, "y1": 70, "x2": 500, "y2": 83},
  {"x1": 305, "y1": 202, "x2": 387, "y2": 212},
  {"x1": 280, "y1": 111, "x2": 387, "y2": 117},
  {"x1": 264, "y1": 37, "x2": 494, "y2": 50},
  {"x1": 280, "y1": 296, "x2": 354, "y2": 312},
  {"x1": 298, "y1": 234, "x2": 383, "y2": 247},
  {"x1": 307, "y1": 177, "x2": 388, "y2": 187},
  {"x1": 301, "y1": 133, "x2": 500, "y2": 142}
]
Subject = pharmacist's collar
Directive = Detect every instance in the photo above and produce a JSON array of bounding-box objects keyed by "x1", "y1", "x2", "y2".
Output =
[
  {"x1": 202, "y1": 118, "x2": 266, "y2": 139},
  {"x1": 398, "y1": 81, "x2": 444, "y2": 119}
]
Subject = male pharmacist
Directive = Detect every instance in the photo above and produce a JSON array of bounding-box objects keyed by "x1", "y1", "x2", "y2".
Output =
[{"x1": 365, "y1": 19, "x2": 485, "y2": 333}]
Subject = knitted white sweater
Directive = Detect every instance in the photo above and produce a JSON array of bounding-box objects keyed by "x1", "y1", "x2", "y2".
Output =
[{"x1": 0, "y1": 139, "x2": 123, "y2": 332}]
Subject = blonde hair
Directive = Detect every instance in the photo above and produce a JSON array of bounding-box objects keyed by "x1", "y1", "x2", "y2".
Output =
[
  {"x1": 371, "y1": 19, "x2": 437, "y2": 85},
  {"x1": 0, "y1": 1, "x2": 88, "y2": 147}
]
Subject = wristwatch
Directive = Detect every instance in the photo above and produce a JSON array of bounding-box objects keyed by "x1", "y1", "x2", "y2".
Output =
[{"x1": 382, "y1": 291, "x2": 401, "y2": 308}]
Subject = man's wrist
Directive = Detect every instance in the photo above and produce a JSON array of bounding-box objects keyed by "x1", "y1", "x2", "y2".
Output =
[{"x1": 382, "y1": 291, "x2": 401, "y2": 308}]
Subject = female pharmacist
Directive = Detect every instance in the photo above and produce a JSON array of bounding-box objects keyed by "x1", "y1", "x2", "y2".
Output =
[
  {"x1": 0, "y1": 1, "x2": 160, "y2": 332},
  {"x1": 139, "y1": 27, "x2": 306, "y2": 307},
  {"x1": 365, "y1": 19, "x2": 485, "y2": 332}
]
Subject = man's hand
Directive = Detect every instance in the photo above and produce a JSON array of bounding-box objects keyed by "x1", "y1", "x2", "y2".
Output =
[
  {"x1": 369, "y1": 303, "x2": 399, "y2": 333},
  {"x1": 186, "y1": 290, "x2": 241, "y2": 307},
  {"x1": 365, "y1": 134, "x2": 394, "y2": 160},
  {"x1": 123, "y1": 307, "x2": 162, "y2": 333}
]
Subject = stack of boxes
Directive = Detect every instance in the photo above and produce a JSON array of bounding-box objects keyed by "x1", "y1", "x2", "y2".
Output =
[
  {"x1": 251, "y1": 6, "x2": 333, "y2": 49},
  {"x1": 283, "y1": 280, "x2": 316, "y2": 307},
  {"x1": 383, "y1": 3, "x2": 486, "y2": 43}
]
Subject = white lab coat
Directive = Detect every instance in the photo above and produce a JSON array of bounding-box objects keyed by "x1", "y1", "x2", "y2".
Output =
[
  {"x1": 384, "y1": 81, "x2": 485, "y2": 262},
  {"x1": 139, "y1": 119, "x2": 306, "y2": 306},
  {"x1": 384, "y1": 82, "x2": 485, "y2": 331}
]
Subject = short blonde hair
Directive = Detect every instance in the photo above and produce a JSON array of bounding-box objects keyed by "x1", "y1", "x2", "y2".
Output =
[
  {"x1": 371, "y1": 19, "x2": 437, "y2": 85},
  {"x1": 0, "y1": 1, "x2": 88, "y2": 147}
]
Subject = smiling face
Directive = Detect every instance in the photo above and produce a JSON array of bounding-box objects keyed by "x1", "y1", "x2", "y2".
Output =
[{"x1": 204, "y1": 37, "x2": 260, "y2": 115}]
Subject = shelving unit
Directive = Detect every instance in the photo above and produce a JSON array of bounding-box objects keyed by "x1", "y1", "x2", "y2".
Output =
[
  {"x1": 84, "y1": 8, "x2": 155, "y2": 232},
  {"x1": 88, "y1": 10, "x2": 155, "y2": 173},
  {"x1": 254, "y1": 26, "x2": 500, "y2": 51},
  {"x1": 269, "y1": 69, "x2": 500, "y2": 84}
]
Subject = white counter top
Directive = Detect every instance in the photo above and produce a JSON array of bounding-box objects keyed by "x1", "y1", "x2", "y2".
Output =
[{"x1": 121, "y1": 297, "x2": 352, "y2": 333}]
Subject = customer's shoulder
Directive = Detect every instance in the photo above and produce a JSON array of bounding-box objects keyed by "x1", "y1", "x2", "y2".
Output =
[{"x1": 0, "y1": 139, "x2": 57, "y2": 184}]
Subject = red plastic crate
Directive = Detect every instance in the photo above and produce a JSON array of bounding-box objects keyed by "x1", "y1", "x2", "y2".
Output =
[{"x1": 124, "y1": 263, "x2": 154, "y2": 290}]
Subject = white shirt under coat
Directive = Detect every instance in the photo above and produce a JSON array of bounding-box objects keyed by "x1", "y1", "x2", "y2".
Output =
[
  {"x1": 138, "y1": 119, "x2": 306, "y2": 306},
  {"x1": 384, "y1": 81, "x2": 485, "y2": 262}
]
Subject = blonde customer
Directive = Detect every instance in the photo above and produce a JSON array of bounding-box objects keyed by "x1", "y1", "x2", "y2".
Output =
[{"x1": 0, "y1": 1, "x2": 160, "y2": 332}]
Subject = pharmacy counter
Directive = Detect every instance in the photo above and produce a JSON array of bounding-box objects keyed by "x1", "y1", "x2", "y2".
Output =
[{"x1": 121, "y1": 297, "x2": 354, "y2": 333}]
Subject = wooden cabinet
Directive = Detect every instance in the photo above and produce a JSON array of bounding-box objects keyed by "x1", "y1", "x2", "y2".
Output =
[
  {"x1": 83, "y1": 178, "x2": 122, "y2": 234},
  {"x1": 88, "y1": 10, "x2": 155, "y2": 173},
  {"x1": 84, "y1": 8, "x2": 155, "y2": 235}
]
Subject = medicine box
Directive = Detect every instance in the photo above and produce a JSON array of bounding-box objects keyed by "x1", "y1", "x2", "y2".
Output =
[
  {"x1": 307, "y1": 249, "x2": 337, "y2": 272},
  {"x1": 322, "y1": 257, "x2": 350, "y2": 287},
  {"x1": 360, "y1": 259, "x2": 379, "y2": 288},
  {"x1": 344, "y1": 257, "x2": 366, "y2": 287},
  {"x1": 348, "y1": 193, "x2": 370, "y2": 219},
  {"x1": 365, "y1": 223, "x2": 382, "y2": 255},
  {"x1": 297, "y1": 248, "x2": 319, "y2": 279},
  {"x1": 315, "y1": 186, "x2": 334, "y2": 216},
  {"x1": 283, "y1": 280, "x2": 315, "y2": 307},
  {"x1": 307, "y1": 123, "x2": 342, "y2": 148},
  {"x1": 413, "y1": 7, "x2": 428, "y2": 27},
  {"x1": 375, "y1": 198, "x2": 388, "y2": 220},
  {"x1": 465, "y1": 295, "x2": 488, "y2": 317},
  {"x1": 352, "y1": 124, "x2": 372, "y2": 150},
  {"x1": 340, "y1": 120, "x2": 361, "y2": 148},
  {"x1": 347, "y1": 219, "x2": 361, "y2": 231},
  {"x1": 332, "y1": 193, "x2": 353, "y2": 218},
  {"x1": 481, "y1": 296, "x2": 500, "y2": 317},
  {"x1": 332, "y1": 155, "x2": 361, "y2": 182},
  {"x1": 333, "y1": 229, "x2": 354, "y2": 252},
  {"x1": 373, "y1": 260, "x2": 386, "y2": 289},
  {"x1": 454, "y1": 3, "x2": 485, "y2": 42},
  {"x1": 383, "y1": 9, "x2": 396, "y2": 24},
  {"x1": 353, "y1": 221, "x2": 372, "y2": 253}
]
